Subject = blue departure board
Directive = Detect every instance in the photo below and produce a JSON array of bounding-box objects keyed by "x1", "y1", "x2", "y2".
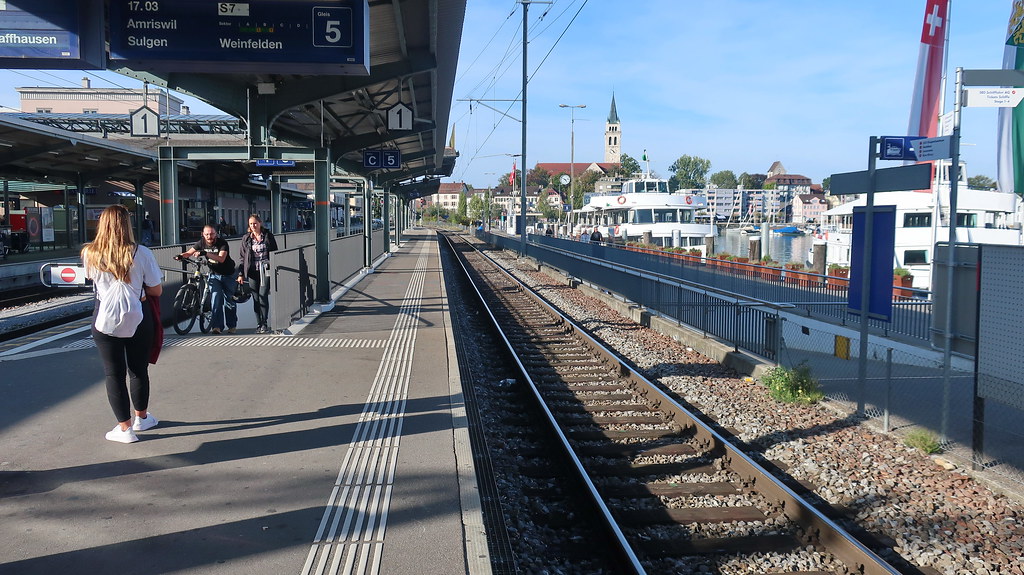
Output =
[
  {"x1": 108, "y1": 0, "x2": 369, "y2": 75},
  {"x1": 0, "y1": 0, "x2": 105, "y2": 69}
]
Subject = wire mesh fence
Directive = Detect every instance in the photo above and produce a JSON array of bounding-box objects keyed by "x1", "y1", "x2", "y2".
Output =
[{"x1": 778, "y1": 318, "x2": 1024, "y2": 490}]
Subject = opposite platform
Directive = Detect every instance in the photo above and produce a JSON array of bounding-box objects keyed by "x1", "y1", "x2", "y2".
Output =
[{"x1": 0, "y1": 229, "x2": 490, "y2": 575}]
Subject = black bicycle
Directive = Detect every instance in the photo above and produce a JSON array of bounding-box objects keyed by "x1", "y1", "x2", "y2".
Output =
[{"x1": 172, "y1": 254, "x2": 213, "y2": 335}]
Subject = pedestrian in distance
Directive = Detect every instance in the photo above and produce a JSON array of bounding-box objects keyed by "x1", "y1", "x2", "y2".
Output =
[
  {"x1": 140, "y1": 212, "x2": 155, "y2": 246},
  {"x1": 81, "y1": 205, "x2": 163, "y2": 444},
  {"x1": 238, "y1": 214, "x2": 278, "y2": 334},
  {"x1": 590, "y1": 227, "x2": 603, "y2": 243},
  {"x1": 177, "y1": 225, "x2": 237, "y2": 334}
]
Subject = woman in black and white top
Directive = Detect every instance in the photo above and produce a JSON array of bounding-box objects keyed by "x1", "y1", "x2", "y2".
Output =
[
  {"x1": 81, "y1": 205, "x2": 163, "y2": 444},
  {"x1": 237, "y1": 214, "x2": 278, "y2": 333}
]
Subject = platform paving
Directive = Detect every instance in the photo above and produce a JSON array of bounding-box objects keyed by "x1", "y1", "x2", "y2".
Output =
[{"x1": 0, "y1": 229, "x2": 489, "y2": 575}]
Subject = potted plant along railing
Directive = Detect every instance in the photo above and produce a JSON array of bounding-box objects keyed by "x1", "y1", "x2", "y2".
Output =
[
  {"x1": 732, "y1": 255, "x2": 752, "y2": 276},
  {"x1": 893, "y1": 267, "x2": 915, "y2": 299},
  {"x1": 784, "y1": 262, "x2": 813, "y2": 286},
  {"x1": 759, "y1": 258, "x2": 782, "y2": 281},
  {"x1": 827, "y1": 263, "x2": 850, "y2": 289}
]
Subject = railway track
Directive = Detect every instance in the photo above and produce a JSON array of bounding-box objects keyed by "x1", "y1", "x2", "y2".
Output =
[{"x1": 441, "y1": 232, "x2": 904, "y2": 575}]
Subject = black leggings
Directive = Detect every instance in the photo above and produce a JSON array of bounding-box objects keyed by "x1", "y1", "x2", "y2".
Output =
[
  {"x1": 247, "y1": 274, "x2": 271, "y2": 327},
  {"x1": 93, "y1": 299, "x2": 155, "y2": 423}
]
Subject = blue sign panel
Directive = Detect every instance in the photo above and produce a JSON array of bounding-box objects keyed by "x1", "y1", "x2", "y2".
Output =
[
  {"x1": 255, "y1": 159, "x2": 296, "y2": 167},
  {"x1": 362, "y1": 150, "x2": 381, "y2": 169},
  {"x1": 381, "y1": 149, "x2": 401, "y2": 169},
  {"x1": 880, "y1": 136, "x2": 918, "y2": 161},
  {"x1": 848, "y1": 205, "x2": 897, "y2": 321},
  {"x1": 0, "y1": 0, "x2": 105, "y2": 69},
  {"x1": 109, "y1": 0, "x2": 369, "y2": 75}
]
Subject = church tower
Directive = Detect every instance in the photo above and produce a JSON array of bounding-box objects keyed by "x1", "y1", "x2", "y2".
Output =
[{"x1": 604, "y1": 93, "x2": 621, "y2": 163}]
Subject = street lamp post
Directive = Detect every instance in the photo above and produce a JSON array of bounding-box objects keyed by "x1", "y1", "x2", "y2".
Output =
[{"x1": 559, "y1": 104, "x2": 585, "y2": 232}]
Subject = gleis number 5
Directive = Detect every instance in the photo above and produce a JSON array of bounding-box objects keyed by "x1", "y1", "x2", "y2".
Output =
[{"x1": 324, "y1": 20, "x2": 343, "y2": 43}]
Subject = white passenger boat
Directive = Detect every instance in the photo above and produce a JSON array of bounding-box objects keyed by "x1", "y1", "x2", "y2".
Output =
[
  {"x1": 819, "y1": 163, "x2": 1024, "y2": 289},
  {"x1": 572, "y1": 175, "x2": 716, "y2": 250}
]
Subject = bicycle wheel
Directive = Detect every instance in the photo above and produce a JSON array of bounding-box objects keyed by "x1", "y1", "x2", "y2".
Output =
[
  {"x1": 198, "y1": 292, "x2": 212, "y2": 333},
  {"x1": 197, "y1": 281, "x2": 213, "y2": 333},
  {"x1": 173, "y1": 284, "x2": 199, "y2": 335}
]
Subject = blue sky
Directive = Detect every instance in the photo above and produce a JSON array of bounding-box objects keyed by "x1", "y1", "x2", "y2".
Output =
[
  {"x1": 0, "y1": 1, "x2": 1012, "y2": 190},
  {"x1": 447, "y1": 0, "x2": 1013, "y2": 188}
]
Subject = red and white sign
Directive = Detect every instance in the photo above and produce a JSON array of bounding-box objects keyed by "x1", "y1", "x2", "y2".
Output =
[{"x1": 47, "y1": 265, "x2": 88, "y2": 286}]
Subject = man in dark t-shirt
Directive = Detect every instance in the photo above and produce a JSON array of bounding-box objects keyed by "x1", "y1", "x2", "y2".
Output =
[{"x1": 178, "y1": 225, "x2": 238, "y2": 334}]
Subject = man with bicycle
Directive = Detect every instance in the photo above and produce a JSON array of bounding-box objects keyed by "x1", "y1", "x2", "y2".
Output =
[{"x1": 177, "y1": 225, "x2": 237, "y2": 334}]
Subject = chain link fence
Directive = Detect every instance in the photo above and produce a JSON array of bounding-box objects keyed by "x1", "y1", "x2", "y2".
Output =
[{"x1": 778, "y1": 318, "x2": 1024, "y2": 490}]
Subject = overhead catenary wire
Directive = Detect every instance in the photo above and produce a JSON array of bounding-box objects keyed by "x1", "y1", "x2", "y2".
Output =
[{"x1": 453, "y1": 0, "x2": 589, "y2": 182}]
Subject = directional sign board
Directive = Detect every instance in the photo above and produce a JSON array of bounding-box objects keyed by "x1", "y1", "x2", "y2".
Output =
[
  {"x1": 830, "y1": 163, "x2": 933, "y2": 196},
  {"x1": 108, "y1": 0, "x2": 370, "y2": 75},
  {"x1": 911, "y1": 136, "x2": 952, "y2": 161},
  {"x1": 130, "y1": 106, "x2": 159, "y2": 137},
  {"x1": 387, "y1": 103, "x2": 413, "y2": 131},
  {"x1": 0, "y1": 0, "x2": 105, "y2": 69},
  {"x1": 255, "y1": 159, "x2": 296, "y2": 167},
  {"x1": 963, "y1": 87, "x2": 1024, "y2": 108}
]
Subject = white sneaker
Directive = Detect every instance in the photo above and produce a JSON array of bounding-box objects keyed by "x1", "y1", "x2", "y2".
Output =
[
  {"x1": 105, "y1": 425, "x2": 139, "y2": 444},
  {"x1": 133, "y1": 413, "x2": 159, "y2": 431}
]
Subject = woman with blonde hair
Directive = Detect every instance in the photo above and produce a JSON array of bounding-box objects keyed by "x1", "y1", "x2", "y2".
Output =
[
  {"x1": 236, "y1": 213, "x2": 278, "y2": 333},
  {"x1": 81, "y1": 205, "x2": 163, "y2": 443}
]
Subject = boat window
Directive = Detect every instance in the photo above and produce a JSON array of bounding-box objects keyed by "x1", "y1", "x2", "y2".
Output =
[
  {"x1": 956, "y1": 213, "x2": 977, "y2": 228},
  {"x1": 680, "y1": 210, "x2": 693, "y2": 224},
  {"x1": 903, "y1": 250, "x2": 927, "y2": 265},
  {"x1": 903, "y1": 213, "x2": 931, "y2": 228},
  {"x1": 634, "y1": 209, "x2": 654, "y2": 224},
  {"x1": 653, "y1": 209, "x2": 677, "y2": 223}
]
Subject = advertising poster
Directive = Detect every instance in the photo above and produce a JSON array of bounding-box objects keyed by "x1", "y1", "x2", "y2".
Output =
[{"x1": 41, "y1": 207, "x2": 54, "y2": 242}]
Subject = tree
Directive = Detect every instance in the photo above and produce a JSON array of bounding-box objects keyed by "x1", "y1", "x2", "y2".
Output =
[
  {"x1": 574, "y1": 170, "x2": 603, "y2": 208},
  {"x1": 450, "y1": 192, "x2": 469, "y2": 226},
  {"x1": 527, "y1": 166, "x2": 551, "y2": 188},
  {"x1": 668, "y1": 155, "x2": 712, "y2": 189},
  {"x1": 821, "y1": 176, "x2": 831, "y2": 192},
  {"x1": 424, "y1": 204, "x2": 449, "y2": 221},
  {"x1": 617, "y1": 153, "x2": 641, "y2": 178},
  {"x1": 499, "y1": 169, "x2": 519, "y2": 188},
  {"x1": 740, "y1": 172, "x2": 767, "y2": 189},
  {"x1": 468, "y1": 195, "x2": 485, "y2": 222},
  {"x1": 710, "y1": 170, "x2": 738, "y2": 189},
  {"x1": 537, "y1": 191, "x2": 560, "y2": 220},
  {"x1": 968, "y1": 174, "x2": 997, "y2": 190}
]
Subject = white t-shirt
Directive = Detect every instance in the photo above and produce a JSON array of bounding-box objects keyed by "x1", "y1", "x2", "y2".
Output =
[{"x1": 86, "y1": 245, "x2": 163, "y2": 309}]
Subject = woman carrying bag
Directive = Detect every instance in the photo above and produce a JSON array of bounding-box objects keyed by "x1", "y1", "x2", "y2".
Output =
[
  {"x1": 237, "y1": 214, "x2": 278, "y2": 334},
  {"x1": 81, "y1": 205, "x2": 163, "y2": 444}
]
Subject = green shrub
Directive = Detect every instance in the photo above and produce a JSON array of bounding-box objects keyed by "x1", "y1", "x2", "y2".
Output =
[
  {"x1": 904, "y1": 429, "x2": 942, "y2": 454},
  {"x1": 893, "y1": 267, "x2": 912, "y2": 277},
  {"x1": 761, "y1": 362, "x2": 823, "y2": 403}
]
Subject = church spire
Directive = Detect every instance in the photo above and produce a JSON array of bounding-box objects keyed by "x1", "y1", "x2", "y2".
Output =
[{"x1": 604, "y1": 93, "x2": 621, "y2": 163}]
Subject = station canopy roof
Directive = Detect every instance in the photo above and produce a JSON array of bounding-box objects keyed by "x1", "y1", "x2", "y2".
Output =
[{"x1": 0, "y1": 0, "x2": 467, "y2": 202}]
